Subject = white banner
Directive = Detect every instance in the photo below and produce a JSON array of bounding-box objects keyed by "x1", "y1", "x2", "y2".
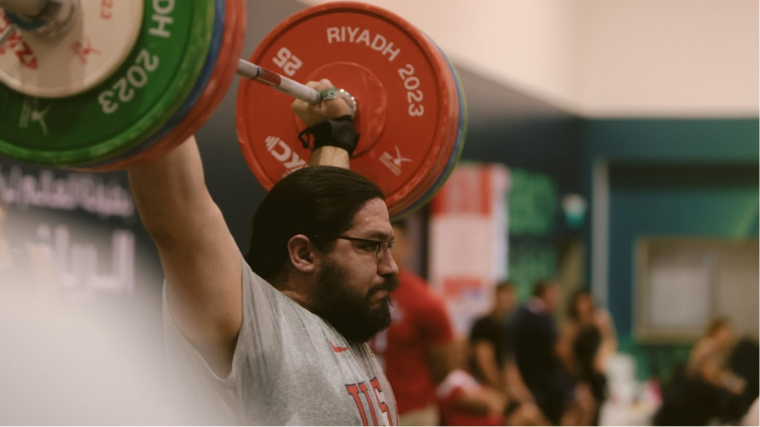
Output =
[{"x1": 428, "y1": 163, "x2": 511, "y2": 334}]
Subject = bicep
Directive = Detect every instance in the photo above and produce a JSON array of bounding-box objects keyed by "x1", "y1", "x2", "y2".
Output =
[
  {"x1": 129, "y1": 138, "x2": 243, "y2": 368},
  {"x1": 161, "y1": 201, "x2": 242, "y2": 350}
]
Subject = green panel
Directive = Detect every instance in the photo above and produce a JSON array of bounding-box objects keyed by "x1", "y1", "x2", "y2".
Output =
[{"x1": 584, "y1": 118, "x2": 758, "y2": 163}]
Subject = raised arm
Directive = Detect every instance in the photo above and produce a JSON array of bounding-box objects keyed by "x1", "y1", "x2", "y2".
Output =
[
  {"x1": 128, "y1": 79, "x2": 353, "y2": 376},
  {"x1": 128, "y1": 138, "x2": 242, "y2": 376}
]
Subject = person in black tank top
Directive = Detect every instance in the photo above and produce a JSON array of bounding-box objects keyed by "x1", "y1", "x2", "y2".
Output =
[{"x1": 559, "y1": 290, "x2": 617, "y2": 426}]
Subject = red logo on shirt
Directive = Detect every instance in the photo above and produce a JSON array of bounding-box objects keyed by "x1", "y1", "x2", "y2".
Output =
[{"x1": 330, "y1": 340, "x2": 349, "y2": 353}]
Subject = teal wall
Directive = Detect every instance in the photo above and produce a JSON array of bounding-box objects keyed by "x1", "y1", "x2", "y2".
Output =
[
  {"x1": 582, "y1": 119, "x2": 758, "y2": 163},
  {"x1": 583, "y1": 118, "x2": 759, "y2": 378}
]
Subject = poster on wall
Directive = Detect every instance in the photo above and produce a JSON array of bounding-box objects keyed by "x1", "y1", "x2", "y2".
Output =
[
  {"x1": 428, "y1": 163, "x2": 510, "y2": 334},
  {"x1": 0, "y1": 159, "x2": 163, "y2": 298}
]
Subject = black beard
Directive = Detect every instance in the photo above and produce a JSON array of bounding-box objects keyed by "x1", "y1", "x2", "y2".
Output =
[{"x1": 310, "y1": 258, "x2": 399, "y2": 343}]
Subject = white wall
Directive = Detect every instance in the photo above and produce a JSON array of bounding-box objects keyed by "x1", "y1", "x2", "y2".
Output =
[
  {"x1": 575, "y1": 0, "x2": 759, "y2": 117},
  {"x1": 295, "y1": 0, "x2": 580, "y2": 111},
  {"x1": 296, "y1": 0, "x2": 759, "y2": 117}
]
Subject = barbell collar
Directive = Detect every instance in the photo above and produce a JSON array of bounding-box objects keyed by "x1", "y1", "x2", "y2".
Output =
[
  {"x1": 0, "y1": 0, "x2": 49, "y2": 18},
  {"x1": 1, "y1": 0, "x2": 77, "y2": 39}
]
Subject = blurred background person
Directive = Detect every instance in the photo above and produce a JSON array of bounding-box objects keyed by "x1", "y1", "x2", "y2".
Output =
[
  {"x1": 688, "y1": 318, "x2": 746, "y2": 395},
  {"x1": 655, "y1": 317, "x2": 748, "y2": 425},
  {"x1": 368, "y1": 220, "x2": 456, "y2": 426},
  {"x1": 728, "y1": 335, "x2": 760, "y2": 421},
  {"x1": 557, "y1": 289, "x2": 617, "y2": 425},
  {"x1": 467, "y1": 280, "x2": 549, "y2": 425},
  {"x1": 469, "y1": 281, "x2": 517, "y2": 390},
  {"x1": 509, "y1": 279, "x2": 583, "y2": 425},
  {"x1": 437, "y1": 336, "x2": 547, "y2": 426},
  {"x1": 438, "y1": 336, "x2": 508, "y2": 426}
]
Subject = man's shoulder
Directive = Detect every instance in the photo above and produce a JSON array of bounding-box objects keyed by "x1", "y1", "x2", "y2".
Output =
[
  {"x1": 239, "y1": 260, "x2": 323, "y2": 327},
  {"x1": 471, "y1": 315, "x2": 492, "y2": 330},
  {"x1": 510, "y1": 305, "x2": 534, "y2": 325}
]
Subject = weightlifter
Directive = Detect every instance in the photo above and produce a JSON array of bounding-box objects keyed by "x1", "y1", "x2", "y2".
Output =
[{"x1": 128, "y1": 79, "x2": 401, "y2": 425}]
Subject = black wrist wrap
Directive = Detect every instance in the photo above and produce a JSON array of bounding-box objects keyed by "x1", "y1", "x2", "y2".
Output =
[{"x1": 298, "y1": 115, "x2": 360, "y2": 156}]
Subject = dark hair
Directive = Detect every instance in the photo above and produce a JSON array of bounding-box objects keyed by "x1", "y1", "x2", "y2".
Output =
[
  {"x1": 495, "y1": 281, "x2": 515, "y2": 294},
  {"x1": 704, "y1": 317, "x2": 731, "y2": 337},
  {"x1": 567, "y1": 289, "x2": 593, "y2": 321},
  {"x1": 246, "y1": 166, "x2": 385, "y2": 283},
  {"x1": 532, "y1": 279, "x2": 556, "y2": 298}
]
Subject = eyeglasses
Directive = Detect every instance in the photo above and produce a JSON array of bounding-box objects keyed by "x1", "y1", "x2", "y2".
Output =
[{"x1": 335, "y1": 235, "x2": 394, "y2": 259}]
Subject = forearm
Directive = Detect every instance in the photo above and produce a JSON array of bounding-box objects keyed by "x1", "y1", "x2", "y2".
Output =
[
  {"x1": 453, "y1": 390, "x2": 503, "y2": 416},
  {"x1": 595, "y1": 340, "x2": 617, "y2": 371},
  {"x1": 309, "y1": 146, "x2": 350, "y2": 168},
  {"x1": 474, "y1": 351, "x2": 503, "y2": 389},
  {"x1": 505, "y1": 362, "x2": 535, "y2": 404},
  {"x1": 128, "y1": 137, "x2": 213, "y2": 242}
]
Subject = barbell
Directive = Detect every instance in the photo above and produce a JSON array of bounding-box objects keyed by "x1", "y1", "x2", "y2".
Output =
[{"x1": 0, "y1": 0, "x2": 466, "y2": 218}]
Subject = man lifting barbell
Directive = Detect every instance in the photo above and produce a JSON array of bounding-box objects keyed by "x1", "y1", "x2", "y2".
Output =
[
  {"x1": 0, "y1": 1, "x2": 466, "y2": 424},
  {"x1": 129, "y1": 79, "x2": 401, "y2": 425}
]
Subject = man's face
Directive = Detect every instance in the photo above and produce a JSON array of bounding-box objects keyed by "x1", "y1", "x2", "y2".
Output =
[
  {"x1": 543, "y1": 283, "x2": 561, "y2": 312},
  {"x1": 494, "y1": 287, "x2": 515, "y2": 318},
  {"x1": 714, "y1": 324, "x2": 734, "y2": 349},
  {"x1": 310, "y1": 198, "x2": 400, "y2": 342}
]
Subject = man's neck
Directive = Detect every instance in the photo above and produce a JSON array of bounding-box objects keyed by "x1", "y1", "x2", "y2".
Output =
[
  {"x1": 275, "y1": 275, "x2": 314, "y2": 312},
  {"x1": 280, "y1": 288, "x2": 312, "y2": 310}
]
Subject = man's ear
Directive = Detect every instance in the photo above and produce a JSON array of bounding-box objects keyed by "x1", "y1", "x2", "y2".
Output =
[{"x1": 287, "y1": 234, "x2": 316, "y2": 273}]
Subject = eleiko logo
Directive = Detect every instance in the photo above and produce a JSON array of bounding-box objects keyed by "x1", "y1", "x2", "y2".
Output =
[
  {"x1": 19, "y1": 100, "x2": 51, "y2": 135},
  {"x1": 71, "y1": 37, "x2": 101, "y2": 64},
  {"x1": 379, "y1": 145, "x2": 412, "y2": 176},
  {"x1": 0, "y1": 16, "x2": 38, "y2": 69}
]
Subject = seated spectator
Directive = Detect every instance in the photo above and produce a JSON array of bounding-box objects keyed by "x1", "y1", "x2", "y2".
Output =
[
  {"x1": 688, "y1": 318, "x2": 746, "y2": 395},
  {"x1": 509, "y1": 280, "x2": 578, "y2": 425},
  {"x1": 437, "y1": 366, "x2": 507, "y2": 426},
  {"x1": 557, "y1": 289, "x2": 617, "y2": 425},
  {"x1": 438, "y1": 338, "x2": 549, "y2": 426},
  {"x1": 655, "y1": 318, "x2": 747, "y2": 426},
  {"x1": 469, "y1": 281, "x2": 517, "y2": 390}
]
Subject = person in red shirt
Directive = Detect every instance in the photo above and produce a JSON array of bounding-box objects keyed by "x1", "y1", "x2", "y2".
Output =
[{"x1": 369, "y1": 220, "x2": 456, "y2": 425}]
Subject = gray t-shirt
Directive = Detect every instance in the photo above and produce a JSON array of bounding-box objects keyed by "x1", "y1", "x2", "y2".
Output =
[{"x1": 163, "y1": 257, "x2": 398, "y2": 425}]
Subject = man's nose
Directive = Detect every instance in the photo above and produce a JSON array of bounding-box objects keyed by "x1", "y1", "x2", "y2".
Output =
[{"x1": 377, "y1": 248, "x2": 398, "y2": 276}]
